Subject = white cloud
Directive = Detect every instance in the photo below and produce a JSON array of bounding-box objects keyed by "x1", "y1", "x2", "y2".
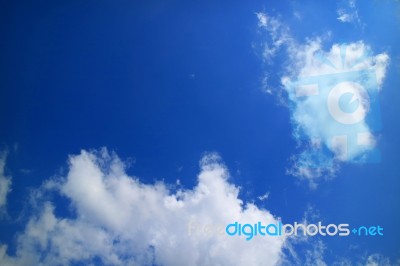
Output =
[
  {"x1": 336, "y1": 0, "x2": 363, "y2": 28},
  {"x1": 304, "y1": 240, "x2": 326, "y2": 266},
  {"x1": 337, "y1": 11, "x2": 352, "y2": 23},
  {"x1": 257, "y1": 192, "x2": 269, "y2": 201},
  {"x1": 364, "y1": 253, "x2": 392, "y2": 266},
  {"x1": 282, "y1": 41, "x2": 389, "y2": 185},
  {"x1": 0, "y1": 149, "x2": 287, "y2": 266},
  {"x1": 0, "y1": 152, "x2": 11, "y2": 211},
  {"x1": 256, "y1": 13, "x2": 389, "y2": 187},
  {"x1": 284, "y1": 41, "x2": 389, "y2": 87},
  {"x1": 256, "y1": 13, "x2": 295, "y2": 97},
  {"x1": 256, "y1": 12, "x2": 293, "y2": 62}
]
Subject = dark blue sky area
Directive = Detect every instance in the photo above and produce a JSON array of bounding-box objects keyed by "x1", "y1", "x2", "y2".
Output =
[{"x1": 0, "y1": 1, "x2": 300, "y2": 203}]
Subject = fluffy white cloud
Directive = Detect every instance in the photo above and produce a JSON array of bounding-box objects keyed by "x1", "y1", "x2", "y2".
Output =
[
  {"x1": 256, "y1": 13, "x2": 389, "y2": 187},
  {"x1": 0, "y1": 152, "x2": 11, "y2": 210},
  {"x1": 283, "y1": 41, "x2": 389, "y2": 185},
  {"x1": 0, "y1": 149, "x2": 287, "y2": 266},
  {"x1": 283, "y1": 41, "x2": 389, "y2": 87}
]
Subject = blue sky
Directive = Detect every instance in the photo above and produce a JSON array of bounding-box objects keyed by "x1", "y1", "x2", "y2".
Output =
[{"x1": 0, "y1": 0, "x2": 399, "y2": 265}]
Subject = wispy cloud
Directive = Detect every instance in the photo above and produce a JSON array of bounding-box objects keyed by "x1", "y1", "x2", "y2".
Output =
[
  {"x1": 0, "y1": 149, "x2": 286, "y2": 265},
  {"x1": 336, "y1": 0, "x2": 364, "y2": 28},
  {"x1": 364, "y1": 253, "x2": 396, "y2": 266},
  {"x1": 257, "y1": 192, "x2": 269, "y2": 201},
  {"x1": 0, "y1": 152, "x2": 11, "y2": 211},
  {"x1": 332, "y1": 253, "x2": 399, "y2": 266},
  {"x1": 255, "y1": 12, "x2": 295, "y2": 99},
  {"x1": 255, "y1": 12, "x2": 293, "y2": 63}
]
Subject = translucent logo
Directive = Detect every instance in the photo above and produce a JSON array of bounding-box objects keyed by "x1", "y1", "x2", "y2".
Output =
[
  {"x1": 289, "y1": 44, "x2": 382, "y2": 163},
  {"x1": 225, "y1": 221, "x2": 383, "y2": 241}
]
